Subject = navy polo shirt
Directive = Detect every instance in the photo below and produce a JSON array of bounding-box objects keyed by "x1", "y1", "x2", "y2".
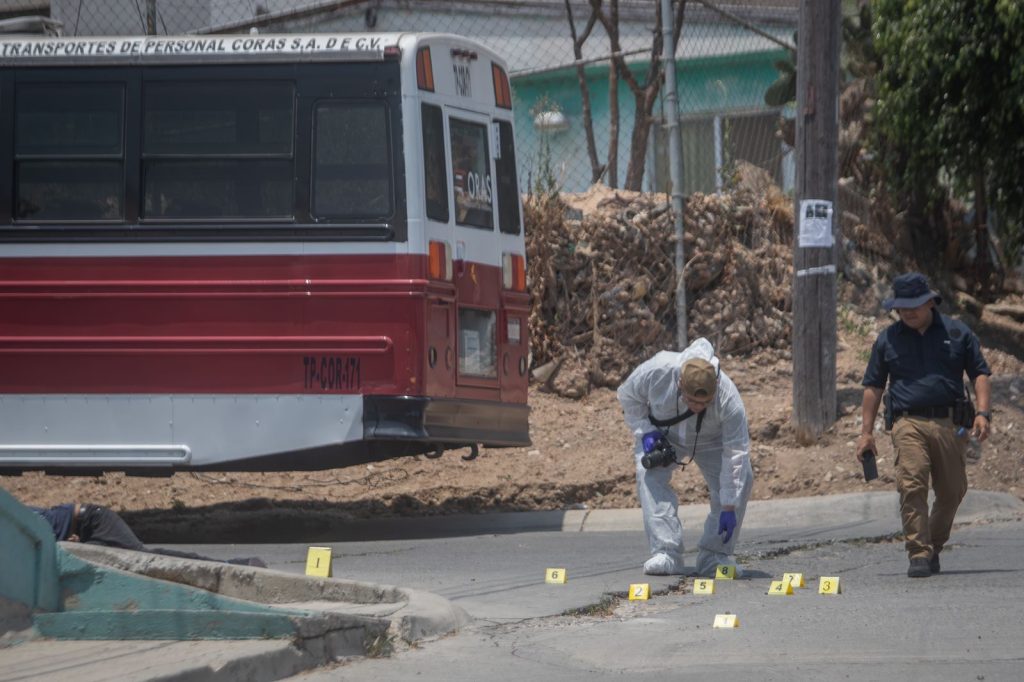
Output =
[
  {"x1": 30, "y1": 503, "x2": 75, "y2": 541},
  {"x1": 862, "y1": 310, "x2": 990, "y2": 411}
]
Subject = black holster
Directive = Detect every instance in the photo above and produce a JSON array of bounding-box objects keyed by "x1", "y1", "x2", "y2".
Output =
[{"x1": 953, "y1": 397, "x2": 976, "y2": 429}]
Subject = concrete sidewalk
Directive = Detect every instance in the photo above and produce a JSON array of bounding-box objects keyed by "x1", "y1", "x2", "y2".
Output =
[{"x1": 1, "y1": 490, "x2": 1021, "y2": 682}]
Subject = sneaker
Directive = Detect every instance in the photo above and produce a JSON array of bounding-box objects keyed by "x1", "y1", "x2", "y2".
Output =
[
  {"x1": 929, "y1": 551, "x2": 940, "y2": 574},
  {"x1": 643, "y1": 553, "x2": 685, "y2": 576},
  {"x1": 908, "y1": 557, "x2": 932, "y2": 578}
]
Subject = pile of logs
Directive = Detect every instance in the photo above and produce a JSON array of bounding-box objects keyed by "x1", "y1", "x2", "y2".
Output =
[{"x1": 525, "y1": 165, "x2": 795, "y2": 397}]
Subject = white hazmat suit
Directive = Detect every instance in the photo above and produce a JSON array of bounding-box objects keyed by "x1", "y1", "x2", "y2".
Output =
[{"x1": 617, "y1": 337, "x2": 754, "y2": 576}]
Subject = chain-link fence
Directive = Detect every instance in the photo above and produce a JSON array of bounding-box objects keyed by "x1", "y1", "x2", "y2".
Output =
[{"x1": 16, "y1": 0, "x2": 798, "y2": 198}]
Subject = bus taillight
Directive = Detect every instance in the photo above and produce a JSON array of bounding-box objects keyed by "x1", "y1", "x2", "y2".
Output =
[
  {"x1": 502, "y1": 252, "x2": 526, "y2": 292},
  {"x1": 429, "y1": 240, "x2": 453, "y2": 280},
  {"x1": 417, "y1": 47, "x2": 434, "y2": 91},
  {"x1": 492, "y1": 63, "x2": 512, "y2": 109}
]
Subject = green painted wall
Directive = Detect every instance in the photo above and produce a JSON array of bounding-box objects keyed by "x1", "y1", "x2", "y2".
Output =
[
  {"x1": 0, "y1": 488, "x2": 313, "y2": 639},
  {"x1": 0, "y1": 486, "x2": 59, "y2": 611},
  {"x1": 512, "y1": 49, "x2": 786, "y2": 192}
]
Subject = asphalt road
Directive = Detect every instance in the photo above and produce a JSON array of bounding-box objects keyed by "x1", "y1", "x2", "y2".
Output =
[
  {"x1": 293, "y1": 522, "x2": 1024, "y2": 681},
  {"x1": 157, "y1": 491, "x2": 1024, "y2": 681}
]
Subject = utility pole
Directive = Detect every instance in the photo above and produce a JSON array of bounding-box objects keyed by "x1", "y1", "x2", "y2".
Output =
[
  {"x1": 660, "y1": 0, "x2": 687, "y2": 350},
  {"x1": 146, "y1": 0, "x2": 157, "y2": 35},
  {"x1": 792, "y1": 0, "x2": 840, "y2": 444}
]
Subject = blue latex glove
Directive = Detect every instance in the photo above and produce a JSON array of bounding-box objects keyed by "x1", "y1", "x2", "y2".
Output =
[
  {"x1": 718, "y1": 510, "x2": 737, "y2": 543},
  {"x1": 641, "y1": 430, "x2": 665, "y2": 454}
]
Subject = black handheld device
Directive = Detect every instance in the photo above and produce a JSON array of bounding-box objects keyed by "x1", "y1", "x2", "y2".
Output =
[{"x1": 861, "y1": 449, "x2": 878, "y2": 482}]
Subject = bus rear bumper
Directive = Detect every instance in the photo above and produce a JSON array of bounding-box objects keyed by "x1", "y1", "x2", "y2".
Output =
[{"x1": 364, "y1": 395, "x2": 530, "y2": 448}]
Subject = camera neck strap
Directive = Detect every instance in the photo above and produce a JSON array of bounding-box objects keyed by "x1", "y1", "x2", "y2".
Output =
[
  {"x1": 649, "y1": 409, "x2": 695, "y2": 428},
  {"x1": 648, "y1": 408, "x2": 705, "y2": 466}
]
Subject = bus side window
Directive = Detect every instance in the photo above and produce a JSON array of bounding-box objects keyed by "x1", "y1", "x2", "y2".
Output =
[
  {"x1": 143, "y1": 80, "x2": 294, "y2": 220},
  {"x1": 14, "y1": 82, "x2": 125, "y2": 222},
  {"x1": 494, "y1": 120, "x2": 521, "y2": 235},
  {"x1": 449, "y1": 118, "x2": 493, "y2": 230},
  {"x1": 312, "y1": 100, "x2": 393, "y2": 219},
  {"x1": 422, "y1": 104, "x2": 449, "y2": 223}
]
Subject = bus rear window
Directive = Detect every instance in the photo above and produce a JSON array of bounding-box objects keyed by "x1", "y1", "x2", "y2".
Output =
[
  {"x1": 312, "y1": 101, "x2": 393, "y2": 219},
  {"x1": 14, "y1": 83, "x2": 124, "y2": 221},
  {"x1": 495, "y1": 120, "x2": 521, "y2": 235},
  {"x1": 450, "y1": 118, "x2": 492, "y2": 230},
  {"x1": 142, "y1": 81, "x2": 294, "y2": 220},
  {"x1": 459, "y1": 307, "x2": 497, "y2": 378},
  {"x1": 421, "y1": 104, "x2": 449, "y2": 223}
]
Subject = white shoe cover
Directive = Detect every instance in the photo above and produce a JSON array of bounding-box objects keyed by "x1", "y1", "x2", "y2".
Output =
[
  {"x1": 696, "y1": 552, "x2": 742, "y2": 579},
  {"x1": 643, "y1": 552, "x2": 686, "y2": 576}
]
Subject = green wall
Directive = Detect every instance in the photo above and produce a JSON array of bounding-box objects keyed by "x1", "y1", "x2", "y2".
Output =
[
  {"x1": 0, "y1": 486, "x2": 60, "y2": 611},
  {"x1": 513, "y1": 49, "x2": 786, "y2": 192}
]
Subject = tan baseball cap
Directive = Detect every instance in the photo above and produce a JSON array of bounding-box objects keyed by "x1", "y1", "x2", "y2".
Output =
[{"x1": 680, "y1": 358, "x2": 717, "y2": 399}]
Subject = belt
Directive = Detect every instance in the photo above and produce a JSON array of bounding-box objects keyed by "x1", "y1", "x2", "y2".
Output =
[{"x1": 893, "y1": 406, "x2": 953, "y2": 419}]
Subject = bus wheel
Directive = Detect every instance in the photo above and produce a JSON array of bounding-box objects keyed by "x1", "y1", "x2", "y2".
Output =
[{"x1": 461, "y1": 444, "x2": 480, "y2": 461}]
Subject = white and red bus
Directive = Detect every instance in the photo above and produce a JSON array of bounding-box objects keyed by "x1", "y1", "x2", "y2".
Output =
[{"x1": 0, "y1": 33, "x2": 529, "y2": 473}]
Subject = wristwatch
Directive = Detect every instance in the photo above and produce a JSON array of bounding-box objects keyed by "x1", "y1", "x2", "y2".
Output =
[{"x1": 977, "y1": 410, "x2": 992, "y2": 421}]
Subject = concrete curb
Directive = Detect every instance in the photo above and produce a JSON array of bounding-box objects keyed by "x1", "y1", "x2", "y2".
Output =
[
  {"x1": 576, "y1": 490, "x2": 1024, "y2": 533},
  {"x1": 317, "y1": 490, "x2": 1024, "y2": 538},
  {"x1": 63, "y1": 543, "x2": 471, "y2": 644}
]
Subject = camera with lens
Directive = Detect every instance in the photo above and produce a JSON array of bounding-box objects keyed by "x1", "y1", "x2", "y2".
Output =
[{"x1": 640, "y1": 432, "x2": 677, "y2": 469}]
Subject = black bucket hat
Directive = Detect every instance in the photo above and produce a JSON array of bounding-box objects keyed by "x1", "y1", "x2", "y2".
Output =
[{"x1": 882, "y1": 272, "x2": 942, "y2": 311}]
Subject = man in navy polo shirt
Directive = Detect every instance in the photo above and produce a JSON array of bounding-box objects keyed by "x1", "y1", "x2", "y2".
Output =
[
  {"x1": 31, "y1": 502, "x2": 147, "y2": 549},
  {"x1": 30, "y1": 502, "x2": 267, "y2": 567},
  {"x1": 856, "y1": 272, "x2": 992, "y2": 578}
]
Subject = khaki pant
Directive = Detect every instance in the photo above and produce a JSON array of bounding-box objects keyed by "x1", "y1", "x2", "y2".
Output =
[{"x1": 891, "y1": 415, "x2": 968, "y2": 560}]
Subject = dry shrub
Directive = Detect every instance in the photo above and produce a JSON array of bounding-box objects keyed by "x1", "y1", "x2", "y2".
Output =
[{"x1": 525, "y1": 163, "x2": 795, "y2": 398}]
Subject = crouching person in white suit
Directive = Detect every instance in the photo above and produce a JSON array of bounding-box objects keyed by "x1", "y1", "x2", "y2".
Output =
[{"x1": 617, "y1": 337, "x2": 754, "y2": 577}]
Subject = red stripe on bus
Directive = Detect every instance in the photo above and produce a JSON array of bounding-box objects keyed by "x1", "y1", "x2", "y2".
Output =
[
  {"x1": 0, "y1": 253, "x2": 527, "y2": 401},
  {"x1": 0, "y1": 336, "x2": 393, "y2": 353}
]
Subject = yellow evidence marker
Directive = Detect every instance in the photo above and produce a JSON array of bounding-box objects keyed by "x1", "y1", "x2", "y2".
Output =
[
  {"x1": 545, "y1": 568, "x2": 568, "y2": 584},
  {"x1": 716, "y1": 564, "x2": 736, "y2": 580},
  {"x1": 305, "y1": 546, "x2": 333, "y2": 578},
  {"x1": 692, "y1": 578, "x2": 715, "y2": 595},
  {"x1": 783, "y1": 572, "x2": 806, "y2": 588},
  {"x1": 628, "y1": 583, "x2": 650, "y2": 601},
  {"x1": 818, "y1": 576, "x2": 842, "y2": 594},
  {"x1": 768, "y1": 580, "x2": 794, "y2": 595},
  {"x1": 713, "y1": 613, "x2": 739, "y2": 628}
]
